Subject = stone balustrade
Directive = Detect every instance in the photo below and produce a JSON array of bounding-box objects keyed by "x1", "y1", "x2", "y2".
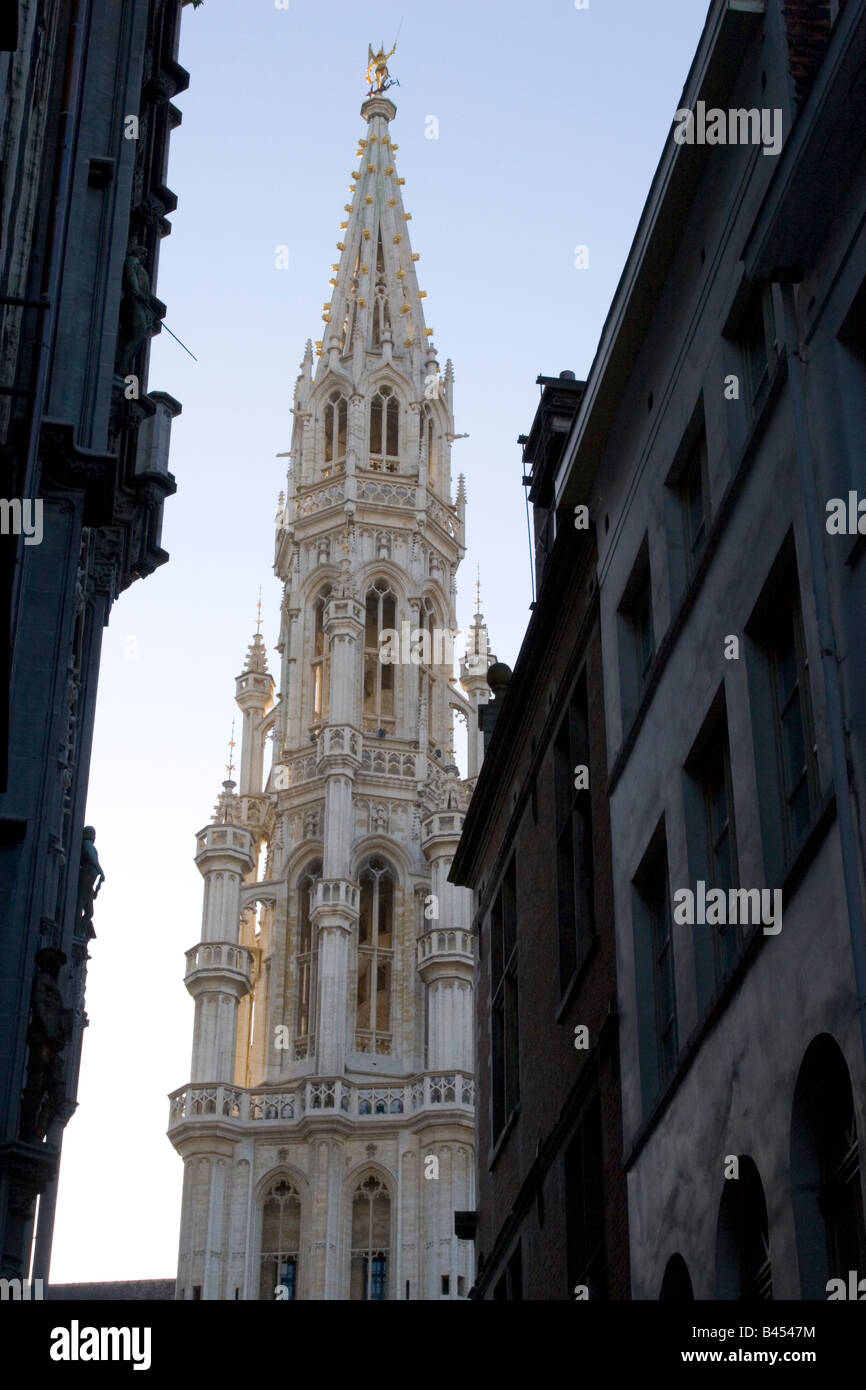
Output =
[
  {"x1": 314, "y1": 878, "x2": 359, "y2": 913},
  {"x1": 416, "y1": 929, "x2": 474, "y2": 966},
  {"x1": 167, "y1": 1071, "x2": 474, "y2": 1131},
  {"x1": 184, "y1": 942, "x2": 253, "y2": 981}
]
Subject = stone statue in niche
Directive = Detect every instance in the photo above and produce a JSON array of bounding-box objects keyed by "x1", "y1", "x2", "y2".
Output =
[
  {"x1": 19, "y1": 948, "x2": 72, "y2": 1141},
  {"x1": 117, "y1": 244, "x2": 155, "y2": 375},
  {"x1": 371, "y1": 803, "x2": 389, "y2": 833},
  {"x1": 76, "y1": 826, "x2": 105, "y2": 939}
]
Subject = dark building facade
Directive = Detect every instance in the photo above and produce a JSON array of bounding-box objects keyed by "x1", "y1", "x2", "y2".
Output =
[
  {"x1": 451, "y1": 375, "x2": 631, "y2": 1301},
  {"x1": 0, "y1": 0, "x2": 191, "y2": 1281},
  {"x1": 454, "y1": 0, "x2": 866, "y2": 1301}
]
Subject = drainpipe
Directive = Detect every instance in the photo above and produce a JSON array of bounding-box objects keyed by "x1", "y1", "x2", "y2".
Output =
[{"x1": 776, "y1": 274, "x2": 866, "y2": 1070}]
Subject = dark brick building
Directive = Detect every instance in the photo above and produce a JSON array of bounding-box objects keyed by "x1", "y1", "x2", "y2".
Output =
[
  {"x1": 451, "y1": 374, "x2": 630, "y2": 1301},
  {"x1": 453, "y1": 0, "x2": 866, "y2": 1304}
]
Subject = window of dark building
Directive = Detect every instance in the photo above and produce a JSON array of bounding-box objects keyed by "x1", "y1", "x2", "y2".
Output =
[
  {"x1": 740, "y1": 287, "x2": 775, "y2": 416},
  {"x1": 490, "y1": 857, "x2": 519, "y2": 1142},
  {"x1": 633, "y1": 829, "x2": 677, "y2": 1108},
  {"x1": 565, "y1": 1092, "x2": 607, "y2": 1299},
  {"x1": 553, "y1": 673, "x2": 596, "y2": 994},
  {"x1": 677, "y1": 430, "x2": 709, "y2": 583},
  {"x1": 746, "y1": 548, "x2": 819, "y2": 880},
  {"x1": 665, "y1": 404, "x2": 709, "y2": 604},
  {"x1": 684, "y1": 702, "x2": 742, "y2": 1009},
  {"x1": 618, "y1": 539, "x2": 654, "y2": 728},
  {"x1": 715, "y1": 1156, "x2": 773, "y2": 1300},
  {"x1": 770, "y1": 591, "x2": 815, "y2": 846},
  {"x1": 791, "y1": 1034, "x2": 866, "y2": 1298}
]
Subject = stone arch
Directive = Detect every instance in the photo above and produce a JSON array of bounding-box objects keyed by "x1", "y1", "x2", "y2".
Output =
[
  {"x1": 790, "y1": 1032, "x2": 866, "y2": 1297},
  {"x1": 255, "y1": 1162, "x2": 310, "y2": 1205},
  {"x1": 365, "y1": 364, "x2": 406, "y2": 404},
  {"x1": 422, "y1": 564, "x2": 450, "y2": 611},
  {"x1": 355, "y1": 558, "x2": 409, "y2": 604},
  {"x1": 419, "y1": 586, "x2": 449, "y2": 633},
  {"x1": 715, "y1": 1154, "x2": 772, "y2": 1299},
  {"x1": 311, "y1": 366, "x2": 353, "y2": 402},
  {"x1": 299, "y1": 562, "x2": 340, "y2": 604},
  {"x1": 659, "y1": 1252, "x2": 694, "y2": 1300},
  {"x1": 284, "y1": 840, "x2": 323, "y2": 885},
  {"x1": 352, "y1": 835, "x2": 413, "y2": 880}
]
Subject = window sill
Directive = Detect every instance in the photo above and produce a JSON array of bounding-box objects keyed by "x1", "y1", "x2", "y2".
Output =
[{"x1": 488, "y1": 1104, "x2": 520, "y2": 1173}]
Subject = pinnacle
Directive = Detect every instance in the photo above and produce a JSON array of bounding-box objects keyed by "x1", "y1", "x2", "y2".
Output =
[
  {"x1": 242, "y1": 631, "x2": 269, "y2": 676},
  {"x1": 317, "y1": 101, "x2": 430, "y2": 374},
  {"x1": 211, "y1": 777, "x2": 237, "y2": 826}
]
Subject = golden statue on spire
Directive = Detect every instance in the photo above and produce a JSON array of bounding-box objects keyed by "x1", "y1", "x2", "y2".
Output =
[{"x1": 366, "y1": 40, "x2": 398, "y2": 95}]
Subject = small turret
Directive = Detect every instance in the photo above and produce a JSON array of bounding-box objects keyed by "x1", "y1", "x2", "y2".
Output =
[
  {"x1": 460, "y1": 569, "x2": 495, "y2": 779},
  {"x1": 235, "y1": 596, "x2": 276, "y2": 798}
]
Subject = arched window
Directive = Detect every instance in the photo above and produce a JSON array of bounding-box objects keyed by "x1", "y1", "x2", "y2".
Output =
[
  {"x1": 791, "y1": 1034, "x2": 866, "y2": 1297},
  {"x1": 323, "y1": 391, "x2": 348, "y2": 475},
  {"x1": 369, "y1": 385, "x2": 399, "y2": 471},
  {"x1": 659, "y1": 1253, "x2": 694, "y2": 1300},
  {"x1": 363, "y1": 580, "x2": 396, "y2": 732},
  {"x1": 715, "y1": 1156, "x2": 773, "y2": 1299},
  {"x1": 296, "y1": 860, "x2": 322, "y2": 1053},
  {"x1": 260, "y1": 1179, "x2": 301, "y2": 1301},
  {"x1": 311, "y1": 587, "x2": 331, "y2": 726},
  {"x1": 355, "y1": 860, "x2": 394, "y2": 1054},
  {"x1": 418, "y1": 597, "x2": 437, "y2": 744},
  {"x1": 350, "y1": 1175, "x2": 390, "y2": 1300}
]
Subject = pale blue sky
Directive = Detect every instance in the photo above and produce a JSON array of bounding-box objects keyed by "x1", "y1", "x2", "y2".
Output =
[{"x1": 50, "y1": 0, "x2": 709, "y2": 1282}]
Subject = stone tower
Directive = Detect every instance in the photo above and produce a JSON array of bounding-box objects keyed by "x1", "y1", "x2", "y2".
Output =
[{"x1": 168, "y1": 61, "x2": 492, "y2": 1301}]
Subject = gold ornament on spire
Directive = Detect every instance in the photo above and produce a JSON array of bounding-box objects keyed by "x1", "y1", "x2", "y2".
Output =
[
  {"x1": 226, "y1": 719, "x2": 236, "y2": 779},
  {"x1": 256, "y1": 587, "x2": 262, "y2": 635},
  {"x1": 366, "y1": 40, "x2": 398, "y2": 95}
]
